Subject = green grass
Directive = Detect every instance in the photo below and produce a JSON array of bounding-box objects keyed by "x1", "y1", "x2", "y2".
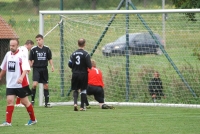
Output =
[{"x1": 0, "y1": 105, "x2": 199, "y2": 134}]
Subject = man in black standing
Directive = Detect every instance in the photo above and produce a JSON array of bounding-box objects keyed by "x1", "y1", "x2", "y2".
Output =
[
  {"x1": 29, "y1": 34, "x2": 54, "y2": 107},
  {"x1": 68, "y1": 38, "x2": 92, "y2": 111}
]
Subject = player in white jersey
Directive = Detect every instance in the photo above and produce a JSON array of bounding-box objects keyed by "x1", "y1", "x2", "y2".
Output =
[
  {"x1": 15, "y1": 40, "x2": 34, "y2": 107},
  {"x1": 0, "y1": 39, "x2": 37, "y2": 127}
]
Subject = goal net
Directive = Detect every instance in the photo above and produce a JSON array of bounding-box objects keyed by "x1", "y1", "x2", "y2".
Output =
[{"x1": 39, "y1": 8, "x2": 200, "y2": 108}]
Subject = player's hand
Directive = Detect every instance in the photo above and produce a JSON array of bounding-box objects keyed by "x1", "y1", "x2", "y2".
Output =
[
  {"x1": 51, "y1": 66, "x2": 54, "y2": 72},
  {"x1": 17, "y1": 77, "x2": 23, "y2": 84}
]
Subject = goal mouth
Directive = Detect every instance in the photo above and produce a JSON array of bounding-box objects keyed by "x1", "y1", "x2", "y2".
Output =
[{"x1": 38, "y1": 9, "x2": 200, "y2": 108}]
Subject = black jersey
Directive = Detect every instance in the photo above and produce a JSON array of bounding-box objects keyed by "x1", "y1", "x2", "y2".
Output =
[
  {"x1": 68, "y1": 49, "x2": 91, "y2": 73},
  {"x1": 29, "y1": 45, "x2": 52, "y2": 67}
]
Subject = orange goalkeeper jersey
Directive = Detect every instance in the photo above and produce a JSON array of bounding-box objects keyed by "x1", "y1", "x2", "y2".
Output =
[{"x1": 88, "y1": 67, "x2": 104, "y2": 88}]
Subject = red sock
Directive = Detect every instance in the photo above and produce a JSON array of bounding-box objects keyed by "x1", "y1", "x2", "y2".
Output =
[
  {"x1": 15, "y1": 97, "x2": 21, "y2": 104},
  {"x1": 6, "y1": 106, "x2": 14, "y2": 123},
  {"x1": 26, "y1": 104, "x2": 36, "y2": 121}
]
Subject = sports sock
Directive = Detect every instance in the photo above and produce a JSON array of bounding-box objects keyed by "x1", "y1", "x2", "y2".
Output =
[
  {"x1": 80, "y1": 93, "x2": 86, "y2": 108},
  {"x1": 6, "y1": 105, "x2": 14, "y2": 123},
  {"x1": 73, "y1": 90, "x2": 78, "y2": 105},
  {"x1": 44, "y1": 89, "x2": 49, "y2": 105},
  {"x1": 15, "y1": 97, "x2": 21, "y2": 105},
  {"x1": 26, "y1": 104, "x2": 36, "y2": 121},
  {"x1": 85, "y1": 96, "x2": 89, "y2": 106},
  {"x1": 31, "y1": 88, "x2": 36, "y2": 102}
]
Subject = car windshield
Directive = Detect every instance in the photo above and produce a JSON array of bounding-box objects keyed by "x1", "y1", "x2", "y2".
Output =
[
  {"x1": 114, "y1": 35, "x2": 134, "y2": 43},
  {"x1": 115, "y1": 35, "x2": 126, "y2": 42}
]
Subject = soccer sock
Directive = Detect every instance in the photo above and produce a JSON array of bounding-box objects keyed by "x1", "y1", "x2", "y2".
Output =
[
  {"x1": 6, "y1": 105, "x2": 14, "y2": 123},
  {"x1": 80, "y1": 93, "x2": 86, "y2": 108},
  {"x1": 73, "y1": 90, "x2": 78, "y2": 105},
  {"x1": 15, "y1": 97, "x2": 21, "y2": 104},
  {"x1": 26, "y1": 104, "x2": 36, "y2": 121},
  {"x1": 31, "y1": 88, "x2": 36, "y2": 102},
  {"x1": 44, "y1": 89, "x2": 49, "y2": 105},
  {"x1": 85, "y1": 96, "x2": 89, "y2": 106}
]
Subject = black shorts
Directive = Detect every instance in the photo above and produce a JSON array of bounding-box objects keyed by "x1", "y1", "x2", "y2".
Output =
[
  {"x1": 33, "y1": 67, "x2": 48, "y2": 83},
  {"x1": 71, "y1": 73, "x2": 88, "y2": 91},
  {"x1": 6, "y1": 86, "x2": 32, "y2": 98},
  {"x1": 87, "y1": 85, "x2": 104, "y2": 103}
]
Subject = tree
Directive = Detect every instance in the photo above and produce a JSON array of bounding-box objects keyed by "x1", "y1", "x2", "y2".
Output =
[
  {"x1": 172, "y1": 0, "x2": 200, "y2": 21},
  {"x1": 32, "y1": 0, "x2": 40, "y2": 15}
]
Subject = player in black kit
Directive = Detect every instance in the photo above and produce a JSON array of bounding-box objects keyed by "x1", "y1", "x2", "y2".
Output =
[
  {"x1": 68, "y1": 38, "x2": 92, "y2": 111},
  {"x1": 29, "y1": 34, "x2": 55, "y2": 107}
]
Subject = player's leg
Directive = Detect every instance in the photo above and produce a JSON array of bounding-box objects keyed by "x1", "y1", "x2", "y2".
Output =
[
  {"x1": 15, "y1": 96, "x2": 24, "y2": 107},
  {"x1": 71, "y1": 73, "x2": 79, "y2": 111},
  {"x1": 85, "y1": 96, "x2": 91, "y2": 109},
  {"x1": 80, "y1": 89, "x2": 87, "y2": 111},
  {"x1": 95, "y1": 87, "x2": 114, "y2": 109},
  {"x1": 79, "y1": 74, "x2": 88, "y2": 111},
  {"x1": 0, "y1": 88, "x2": 15, "y2": 127},
  {"x1": 42, "y1": 68, "x2": 51, "y2": 108},
  {"x1": 31, "y1": 67, "x2": 40, "y2": 106},
  {"x1": 19, "y1": 86, "x2": 37, "y2": 126}
]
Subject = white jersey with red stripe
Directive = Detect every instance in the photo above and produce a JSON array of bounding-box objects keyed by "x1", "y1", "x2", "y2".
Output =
[
  {"x1": 0, "y1": 49, "x2": 30, "y2": 88},
  {"x1": 18, "y1": 46, "x2": 29, "y2": 61}
]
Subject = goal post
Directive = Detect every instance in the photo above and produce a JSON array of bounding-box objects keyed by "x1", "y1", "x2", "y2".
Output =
[{"x1": 38, "y1": 9, "x2": 200, "y2": 107}]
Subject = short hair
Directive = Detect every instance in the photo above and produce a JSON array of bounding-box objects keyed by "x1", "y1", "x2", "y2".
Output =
[
  {"x1": 35, "y1": 34, "x2": 43, "y2": 39},
  {"x1": 25, "y1": 40, "x2": 34, "y2": 45},
  {"x1": 78, "y1": 38, "x2": 85, "y2": 47},
  {"x1": 91, "y1": 59, "x2": 96, "y2": 67},
  {"x1": 10, "y1": 38, "x2": 19, "y2": 45}
]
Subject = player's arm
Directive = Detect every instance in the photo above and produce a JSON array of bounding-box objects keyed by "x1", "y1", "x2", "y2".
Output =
[
  {"x1": 47, "y1": 48, "x2": 54, "y2": 72},
  {"x1": 29, "y1": 49, "x2": 34, "y2": 67},
  {"x1": 86, "y1": 54, "x2": 92, "y2": 69},
  {"x1": 49, "y1": 59, "x2": 54, "y2": 72},
  {"x1": 68, "y1": 55, "x2": 72, "y2": 69},
  {"x1": 0, "y1": 70, "x2": 6, "y2": 81},
  {"x1": 17, "y1": 70, "x2": 28, "y2": 84},
  {"x1": 0, "y1": 52, "x2": 8, "y2": 80}
]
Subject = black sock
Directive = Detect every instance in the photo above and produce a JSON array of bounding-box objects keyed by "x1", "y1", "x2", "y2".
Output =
[
  {"x1": 85, "y1": 96, "x2": 89, "y2": 106},
  {"x1": 73, "y1": 90, "x2": 78, "y2": 105},
  {"x1": 31, "y1": 88, "x2": 36, "y2": 102},
  {"x1": 81, "y1": 93, "x2": 86, "y2": 108},
  {"x1": 44, "y1": 89, "x2": 49, "y2": 105}
]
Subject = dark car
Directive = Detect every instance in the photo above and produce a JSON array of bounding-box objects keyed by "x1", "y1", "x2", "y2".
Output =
[{"x1": 102, "y1": 33, "x2": 164, "y2": 56}]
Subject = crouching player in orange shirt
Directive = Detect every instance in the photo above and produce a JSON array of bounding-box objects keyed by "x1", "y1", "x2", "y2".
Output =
[{"x1": 86, "y1": 60, "x2": 114, "y2": 109}]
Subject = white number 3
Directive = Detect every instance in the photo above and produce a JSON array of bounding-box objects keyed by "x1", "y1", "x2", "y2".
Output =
[{"x1": 76, "y1": 55, "x2": 80, "y2": 65}]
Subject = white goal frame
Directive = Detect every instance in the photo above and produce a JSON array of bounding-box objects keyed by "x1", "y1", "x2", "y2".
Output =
[{"x1": 38, "y1": 9, "x2": 200, "y2": 107}]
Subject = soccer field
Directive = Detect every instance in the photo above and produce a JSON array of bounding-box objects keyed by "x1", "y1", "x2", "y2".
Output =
[{"x1": 0, "y1": 105, "x2": 199, "y2": 134}]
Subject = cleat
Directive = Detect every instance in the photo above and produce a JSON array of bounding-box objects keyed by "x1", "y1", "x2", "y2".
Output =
[
  {"x1": 44, "y1": 103, "x2": 52, "y2": 108},
  {"x1": 0, "y1": 122, "x2": 11, "y2": 127},
  {"x1": 86, "y1": 105, "x2": 91, "y2": 109},
  {"x1": 74, "y1": 106, "x2": 78, "y2": 111},
  {"x1": 80, "y1": 108, "x2": 86, "y2": 111},
  {"x1": 108, "y1": 105, "x2": 115, "y2": 109},
  {"x1": 31, "y1": 101, "x2": 34, "y2": 106},
  {"x1": 25, "y1": 119, "x2": 37, "y2": 126}
]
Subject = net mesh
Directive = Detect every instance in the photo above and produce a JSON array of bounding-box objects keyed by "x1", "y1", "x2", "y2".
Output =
[{"x1": 42, "y1": 11, "x2": 200, "y2": 106}]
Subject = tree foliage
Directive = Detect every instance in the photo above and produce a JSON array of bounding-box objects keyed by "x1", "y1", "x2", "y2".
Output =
[{"x1": 172, "y1": 0, "x2": 200, "y2": 21}]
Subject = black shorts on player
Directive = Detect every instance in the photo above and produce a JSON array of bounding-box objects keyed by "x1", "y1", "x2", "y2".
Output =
[
  {"x1": 32, "y1": 67, "x2": 48, "y2": 83},
  {"x1": 6, "y1": 86, "x2": 32, "y2": 98}
]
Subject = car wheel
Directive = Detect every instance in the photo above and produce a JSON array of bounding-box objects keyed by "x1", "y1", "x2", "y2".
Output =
[{"x1": 156, "y1": 48, "x2": 162, "y2": 55}]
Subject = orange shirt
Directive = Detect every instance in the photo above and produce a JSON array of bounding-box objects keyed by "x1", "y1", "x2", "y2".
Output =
[{"x1": 88, "y1": 67, "x2": 104, "y2": 88}]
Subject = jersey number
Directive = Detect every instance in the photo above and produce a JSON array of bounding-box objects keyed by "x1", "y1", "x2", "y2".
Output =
[{"x1": 75, "y1": 55, "x2": 80, "y2": 65}]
